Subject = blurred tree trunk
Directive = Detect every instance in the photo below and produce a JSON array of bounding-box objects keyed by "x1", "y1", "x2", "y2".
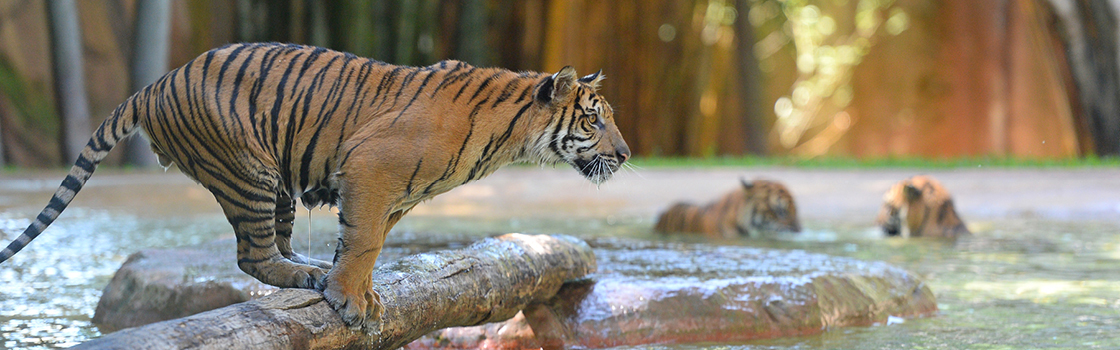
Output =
[
  {"x1": 267, "y1": 0, "x2": 292, "y2": 42},
  {"x1": 1048, "y1": 0, "x2": 1120, "y2": 156},
  {"x1": 124, "y1": 0, "x2": 171, "y2": 167},
  {"x1": 47, "y1": 0, "x2": 91, "y2": 164},
  {"x1": 370, "y1": 1, "x2": 394, "y2": 60},
  {"x1": 395, "y1": 0, "x2": 420, "y2": 64},
  {"x1": 0, "y1": 94, "x2": 6, "y2": 167},
  {"x1": 734, "y1": 0, "x2": 769, "y2": 156},
  {"x1": 236, "y1": 0, "x2": 293, "y2": 42},
  {"x1": 415, "y1": 0, "x2": 440, "y2": 64},
  {"x1": 307, "y1": 0, "x2": 329, "y2": 47},
  {"x1": 330, "y1": 1, "x2": 377, "y2": 58},
  {"x1": 456, "y1": 0, "x2": 488, "y2": 66}
]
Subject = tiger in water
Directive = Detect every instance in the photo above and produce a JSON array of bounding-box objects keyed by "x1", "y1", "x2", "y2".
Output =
[
  {"x1": 0, "y1": 43, "x2": 630, "y2": 330},
  {"x1": 875, "y1": 175, "x2": 970, "y2": 239},
  {"x1": 654, "y1": 179, "x2": 801, "y2": 238}
]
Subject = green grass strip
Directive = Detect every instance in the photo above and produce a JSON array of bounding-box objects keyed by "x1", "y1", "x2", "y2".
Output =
[{"x1": 628, "y1": 155, "x2": 1120, "y2": 169}]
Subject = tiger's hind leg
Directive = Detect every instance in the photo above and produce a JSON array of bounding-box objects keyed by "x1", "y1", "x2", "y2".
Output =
[
  {"x1": 275, "y1": 192, "x2": 332, "y2": 269},
  {"x1": 210, "y1": 178, "x2": 328, "y2": 290}
]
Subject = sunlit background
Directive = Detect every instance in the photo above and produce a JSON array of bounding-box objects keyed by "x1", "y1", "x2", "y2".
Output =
[
  {"x1": 0, "y1": 0, "x2": 1116, "y2": 167},
  {"x1": 2, "y1": 1, "x2": 1120, "y2": 349}
]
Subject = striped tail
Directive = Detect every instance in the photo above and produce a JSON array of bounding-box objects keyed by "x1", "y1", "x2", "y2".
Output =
[{"x1": 0, "y1": 97, "x2": 141, "y2": 263}]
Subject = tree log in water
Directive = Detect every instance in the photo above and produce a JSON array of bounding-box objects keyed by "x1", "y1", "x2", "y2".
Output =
[{"x1": 74, "y1": 233, "x2": 595, "y2": 350}]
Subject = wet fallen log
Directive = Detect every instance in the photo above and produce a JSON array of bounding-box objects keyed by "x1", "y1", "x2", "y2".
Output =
[{"x1": 74, "y1": 233, "x2": 596, "y2": 350}]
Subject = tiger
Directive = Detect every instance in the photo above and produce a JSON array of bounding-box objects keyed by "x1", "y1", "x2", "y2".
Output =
[
  {"x1": 875, "y1": 175, "x2": 970, "y2": 239},
  {"x1": 0, "y1": 43, "x2": 630, "y2": 330},
  {"x1": 654, "y1": 179, "x2": 801, "y2": 238}
]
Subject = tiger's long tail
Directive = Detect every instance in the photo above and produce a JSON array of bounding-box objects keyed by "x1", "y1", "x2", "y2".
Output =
[{"x1": 0, "y1": 96, "x2": 142, "y2": 263}]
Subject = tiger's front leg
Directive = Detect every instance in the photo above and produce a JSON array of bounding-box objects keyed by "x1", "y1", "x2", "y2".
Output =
[{"x1": 320, "y1": 171, "x2": 403, "y2": 331}]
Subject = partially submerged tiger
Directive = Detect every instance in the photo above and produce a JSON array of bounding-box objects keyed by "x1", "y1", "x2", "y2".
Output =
[
  {"x1": 0, "y1": 43, "x2": 630, "y2": 330},
  {"x1": 654, "y1": 179, "x2": 801, "y2": 238},
  {"x1": 875, "y1": 175, "x2": 970, "y2": 239}
]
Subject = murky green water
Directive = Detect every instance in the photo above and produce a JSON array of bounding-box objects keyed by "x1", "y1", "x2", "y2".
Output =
[{"x1": 1, "y1": 175, "x2": 1119, "y2": 349}]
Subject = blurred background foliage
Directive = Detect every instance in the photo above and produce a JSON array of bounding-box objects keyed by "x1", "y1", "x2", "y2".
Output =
[{"x1": 0, "y1": 0, "x2": 1117, "y2": 167}]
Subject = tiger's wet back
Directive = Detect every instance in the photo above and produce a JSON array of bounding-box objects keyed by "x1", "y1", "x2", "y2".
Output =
[{"x1": 655, "y1": 178, "x2": 801, "y2": 238}]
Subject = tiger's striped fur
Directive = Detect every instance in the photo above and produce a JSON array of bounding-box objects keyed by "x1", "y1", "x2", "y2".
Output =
[
  {"x1": 0, "y1": 43, "x2": 630, "y2": 330},
  {"x1": 875, "y1": 175, "x2": 970, "y2": 239},
  {"x1": 654, "y1": 179, "x2": 801, "y2": 238}
]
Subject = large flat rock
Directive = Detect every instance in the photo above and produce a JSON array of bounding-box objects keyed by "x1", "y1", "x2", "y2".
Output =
[
  {"x1": 523, "y1": 239, "x2": 937, "y2": 348},
  {"x1": 92, "y1": 237, "x2": 936, "y2": 349}
]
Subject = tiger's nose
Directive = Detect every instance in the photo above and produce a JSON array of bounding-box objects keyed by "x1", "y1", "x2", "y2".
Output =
[{"x1": 616, "y1": 145, "x2": 631, "y2": 163}]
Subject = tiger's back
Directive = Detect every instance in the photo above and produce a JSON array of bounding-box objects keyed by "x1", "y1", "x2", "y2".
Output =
[
  {"x1": 143, "y1": 43, "x2": 549, "y2": 205},
  {"x1": 655, "y1": 179, "x2": 801, "y2": 238}
]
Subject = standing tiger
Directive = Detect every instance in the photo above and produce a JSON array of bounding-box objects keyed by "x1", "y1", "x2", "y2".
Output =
[
  {"x1": 654, "y1": 179, "x2": 801, "y2": 238},
  {"x1": 0, "y1": 43, "x2": 630, "y2": 330},
  {"x1": 875, "y1": 175, "x2": 970, "y2": 239}
]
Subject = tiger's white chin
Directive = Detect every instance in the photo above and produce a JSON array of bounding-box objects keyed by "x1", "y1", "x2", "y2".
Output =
[
  {"x1": 586, "y1": 172, "x2": 614, "y2": 185},
  {"x1": 571, "y1": 156, "x2": 619, "y2": 185}
]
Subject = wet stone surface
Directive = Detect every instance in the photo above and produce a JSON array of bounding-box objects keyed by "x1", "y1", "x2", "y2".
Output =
[
  {"x1": 91, "y1": 235, "x2": 935, "y2": 349},
  {"x1": 90, "y1": 238, "x2": 273, "y2": 332},
  {"x1": 518, "y1": 238, "x2": 937, "y2": 348}
]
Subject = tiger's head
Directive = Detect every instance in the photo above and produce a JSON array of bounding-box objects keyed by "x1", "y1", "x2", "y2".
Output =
[
  {"x1": 876, "y1": 180, "x2": 915, "y2": 236},
  {"x1": 875, "y1": 175, "x2": 970, "y2": 238},
  {"x1": 737, "y1": 179, "x2": 802, "y2": 235},
  {"x1": 530, "y1": 66, "x2": 630, "y2": 184}
]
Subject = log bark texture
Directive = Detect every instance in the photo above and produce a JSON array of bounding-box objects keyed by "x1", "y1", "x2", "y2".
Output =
[{"x1": 74, "y1": 233, "x2": 595, "y2": 350}]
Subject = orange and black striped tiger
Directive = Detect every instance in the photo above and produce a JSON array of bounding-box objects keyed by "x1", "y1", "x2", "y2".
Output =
[
  {"x1": 0, "y1": 43, "x2": 630, "y2": 330},
  {"x1": 654, "y1": 179, "x2": 801, "y2": 238},
  {"x1": 875, "y1": 175, "x2": 970, "y2": 239}
]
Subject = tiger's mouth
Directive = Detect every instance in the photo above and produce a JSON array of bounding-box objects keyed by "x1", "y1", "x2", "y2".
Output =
[
  {"x1": 571, "y1": 155, "x2": 620, "y2": 184},
  {"x1": 882, "y1": 221, "x2": 901, "y2": 236},
  {"x1": 878, "y1": 207, "x2": 902, "y2": 236}
]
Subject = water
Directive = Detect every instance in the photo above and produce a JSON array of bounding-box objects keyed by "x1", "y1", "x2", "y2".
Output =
[{"x1": 1, "y1": 172, "x2": 1119, "y2": 349}]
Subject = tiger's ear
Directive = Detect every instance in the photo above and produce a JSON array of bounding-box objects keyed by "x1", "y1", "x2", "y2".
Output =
[
  {"x1": 536, "y1": 66, "x2": 578, "y2": 105},
  {"x1": 740, "y1": 178, "x2": 754, "y2": 190},
  {"x1": 903, "y1": 183, "x2": 922, "y2": 201},
  {"x1": 579, "y1": 69, "x2": 605, "y2": 91}
]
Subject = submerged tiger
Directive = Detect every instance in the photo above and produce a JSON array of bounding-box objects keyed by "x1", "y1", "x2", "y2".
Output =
[
  {"x1": 654, "y1": 179, "x2": 801, "y2": 238},
  {"x1": 875, "y1": 175, "x2": 970, "y2": 239},
  {"x1": 0, "y1": 43, "x2": 630, "y2": 330}
]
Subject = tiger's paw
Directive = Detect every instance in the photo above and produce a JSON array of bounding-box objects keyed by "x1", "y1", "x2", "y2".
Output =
[
  {"x1": 322, "y1": 278, "x2": 383, "y2": 332},
  {"x1": 292, "y1": 265, "x2": 329, "y2": 290}
]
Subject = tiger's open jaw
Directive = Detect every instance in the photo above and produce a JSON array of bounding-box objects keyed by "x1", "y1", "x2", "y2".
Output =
[{"x1": 571, "y1": 155, "x2": 620, "y2": 184}]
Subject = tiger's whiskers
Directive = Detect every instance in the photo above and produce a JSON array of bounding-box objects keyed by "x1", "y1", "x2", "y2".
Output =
[{"x1": 621, "y1": 162, "x2": 645, "y2": 179}]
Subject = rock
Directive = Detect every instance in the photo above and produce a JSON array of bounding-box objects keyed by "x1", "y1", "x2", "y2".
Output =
[
  {"x1": 91, "y1": 239, "x2": 275, "y2": 332},
  {"x1": 522, "y1": 239, "x2": 938, "y2": 349},
  {"x1": 404, "y1": 312, "x2": 541, "y2": 350}
]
